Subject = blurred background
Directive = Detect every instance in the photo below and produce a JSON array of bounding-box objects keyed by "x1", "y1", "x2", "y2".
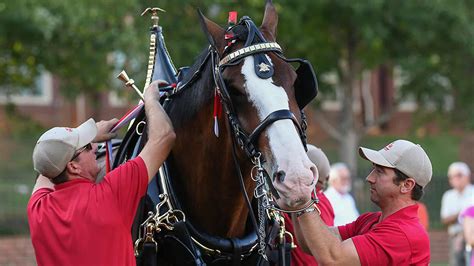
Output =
[{"x1": 0, "y1": 0, "x2": 472, "y2": 265}]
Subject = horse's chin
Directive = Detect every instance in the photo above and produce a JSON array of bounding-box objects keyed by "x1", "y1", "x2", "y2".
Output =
[{"x1": 273, "y1": 183, "x2": 313, "y2": 211}]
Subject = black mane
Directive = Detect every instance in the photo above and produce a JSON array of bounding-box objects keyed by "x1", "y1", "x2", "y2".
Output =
[{"x1": 166, "y1": 47, "x2": 214, "y2": 130}]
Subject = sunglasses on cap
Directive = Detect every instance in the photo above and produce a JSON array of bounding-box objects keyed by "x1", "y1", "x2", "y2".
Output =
[{"x1": 70, "y1": 143, "x2": 93, "y2": 161}]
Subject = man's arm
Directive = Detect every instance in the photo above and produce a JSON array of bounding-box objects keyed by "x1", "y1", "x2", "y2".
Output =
[
  {"x1": 138, "y1": 81, "x2": 176, "y2": 183},
  {"x1": 293, "y1": 211, "x2": 361, "y2": 265},
  {"x1": 292, "y1": 213, "x2": 342, "y2": 254},
  {"x1": 440, "y1": 193, "x2": 459, "y2": 226}
]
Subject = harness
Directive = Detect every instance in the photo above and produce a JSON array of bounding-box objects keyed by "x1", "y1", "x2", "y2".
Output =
[{"x1": 115, "y1": 8, "x2": 319, "y2": 266}]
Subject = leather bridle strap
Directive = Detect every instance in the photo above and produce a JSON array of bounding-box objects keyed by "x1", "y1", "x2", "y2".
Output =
[{"x1": 248, "y1": 109, "x2": 304, "y2": 147}]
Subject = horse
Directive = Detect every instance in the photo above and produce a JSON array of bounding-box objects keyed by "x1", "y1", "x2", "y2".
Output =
[{"x1": 115, "y1": 1, "x2": 319, "y2": 265}]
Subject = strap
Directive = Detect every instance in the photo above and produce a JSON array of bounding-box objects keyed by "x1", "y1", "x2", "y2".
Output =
[
  {"x1": 138, "y1": 242, "x2": 158, "y2": 266},
  {"x1": 219, "y1": 42, "x2": 282, "y2": 65},
  {"x1": 172, "y1": 221, "x2": 206, "y2": 265},
  {"x1": 230, "y1": 238, "x2": 243, "y2": 266},
  {"x1": 248, "y1": 109, "x2": 301, "y2": 145},
  {"x1": 105, "y1": 103, "x2": 144, "y2": 172}
]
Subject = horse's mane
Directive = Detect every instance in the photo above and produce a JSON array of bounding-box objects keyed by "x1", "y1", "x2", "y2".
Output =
[{"x1": 167, "y1": 47, "x2": 214, "y2": 129}]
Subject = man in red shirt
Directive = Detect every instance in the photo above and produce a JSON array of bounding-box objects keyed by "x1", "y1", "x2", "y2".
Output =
[
  {"x1": 282, "y1": 140, "x2": 432, "y2": 265},
  {"x1": 284, "y1": 144, "x2": 334, "y2": 266},
  {"x1": 27, "y1": 81, "x2": 175, "y2": 266}
]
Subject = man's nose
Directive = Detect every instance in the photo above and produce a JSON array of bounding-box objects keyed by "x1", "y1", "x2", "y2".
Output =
[{"x1": 366, "y1": 171, "x2": 375, "y2": 183}]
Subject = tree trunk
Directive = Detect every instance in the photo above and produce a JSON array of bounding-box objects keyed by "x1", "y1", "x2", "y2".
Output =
[{"x1": 337, "y1": 28, "x2": 361, "y2": 177}]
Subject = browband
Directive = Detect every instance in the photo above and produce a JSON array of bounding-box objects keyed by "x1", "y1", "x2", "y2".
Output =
[{"x1": 219, "y1": 42, "x2": 282, "y2": 65}]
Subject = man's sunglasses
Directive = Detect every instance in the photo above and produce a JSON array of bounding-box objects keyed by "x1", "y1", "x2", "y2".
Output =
[{"x1": 70, "y1": 143, "x2": 93, "y2": 161}]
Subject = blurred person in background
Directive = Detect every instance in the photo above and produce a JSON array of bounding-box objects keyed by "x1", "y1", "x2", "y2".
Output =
[
  {"x1": 325, "y1": 162, "x2": 359, "y2": 226},
  {"x1": 284, "y1": 144, "x2": 334, "y2": 266},
  {"x1": 441, "y1": 162, "x2": 473, "y2": 266}
]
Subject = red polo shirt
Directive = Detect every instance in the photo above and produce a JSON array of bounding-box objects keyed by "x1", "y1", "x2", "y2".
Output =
[
  {"x1": 284, "y1": 188, "x2": 334, "y2": 266},
  {"x1": 27, "y1": 157, "x2": 148, "y2": 266},
  {"x1": 338, "y1": 204, "x2": 430, "y2": 265}
]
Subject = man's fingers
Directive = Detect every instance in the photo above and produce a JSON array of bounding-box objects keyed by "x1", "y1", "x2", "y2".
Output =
[
  {"x1": 152, "y1": 79, "x2": 169, "y2": 87},
  {"x1": 108, "y1": 132, "x2": 118, "y2": 139},
  {"x1": 93, "y1": 118, "x2": 119, "y2": 142}
]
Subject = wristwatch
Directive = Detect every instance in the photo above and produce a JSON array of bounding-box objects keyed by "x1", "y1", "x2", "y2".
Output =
[{"x1": 296, "y1": 204, "x2": 321, "y2": 218}]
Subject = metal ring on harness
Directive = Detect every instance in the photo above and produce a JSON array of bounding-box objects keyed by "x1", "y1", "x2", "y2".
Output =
[{"x1": 136, "y1": 121, "x2": 146, "y2": 135}]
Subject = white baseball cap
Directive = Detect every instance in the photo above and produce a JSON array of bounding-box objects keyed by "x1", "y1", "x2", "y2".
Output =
[
  {"x1": 307, "y1": 144, "x2": 330, "y2": 179},
  {"x1": 358, "y1": 140, "x2": 432, "y2": 187},
  {"x1": 32, "y1": 118, "x2": 98, "y2": 178}
]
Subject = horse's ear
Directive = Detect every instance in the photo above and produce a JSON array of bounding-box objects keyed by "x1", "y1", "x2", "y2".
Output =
[
  {"x1": 197, "y1": 9, "x2": 226, "y2": 54},
  {"x1": 261, "y1": 0, "x2": 278, "y2": 41}
]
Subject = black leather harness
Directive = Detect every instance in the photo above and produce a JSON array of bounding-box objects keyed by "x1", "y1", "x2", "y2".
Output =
[{"x1": 116, "y1": 14, "x2": 319, "y2": 266}]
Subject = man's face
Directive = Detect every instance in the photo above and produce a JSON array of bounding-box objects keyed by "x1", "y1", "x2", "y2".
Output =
[
  {"x1": 448, "y1": 169, "x2": 470, "y2": 191},
  {"x1": 74, "y1": 143, "x2": 100, "y2": 182},
  {"x1": 366, "y1": 164, "x2": 400, "y2": 207},
  {"x1": 334, "y1": 168, "x2": 352, "y2": 194}
]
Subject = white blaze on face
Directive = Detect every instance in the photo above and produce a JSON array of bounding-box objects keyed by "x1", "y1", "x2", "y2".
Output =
[{"x1": 240, "y1": 56, "x2": 316, "y2": 207}]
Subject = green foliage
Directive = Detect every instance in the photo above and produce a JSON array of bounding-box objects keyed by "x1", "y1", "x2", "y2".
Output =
[
  {"x1": 274, "y1": 0, "x2": 473, "y2": 128},
  {"x1": 0, "y1": 0, "x2": 472, "y2": 126},
  {"x1": 0, "y1": 0, "x2": 148, "y2": 99}
]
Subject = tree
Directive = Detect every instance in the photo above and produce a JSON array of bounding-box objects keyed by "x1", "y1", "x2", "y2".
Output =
[
  {"x1": 275, "y1": 0, "x2": 474, "y2": 174},
  {"x1": 0, "y1": 0, "x2": 153, "y2": 99}
]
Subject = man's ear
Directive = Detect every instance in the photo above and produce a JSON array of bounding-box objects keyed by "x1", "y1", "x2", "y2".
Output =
[
  {"x1": 400, "y1": 178, "x2": 416, "y2": 194},
  {"x1": 66, "y1": 161, "x2": 81, "y2": 175}
]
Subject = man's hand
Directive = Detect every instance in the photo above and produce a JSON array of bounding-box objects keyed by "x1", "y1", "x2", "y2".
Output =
[
  {"x1": 144, "y1": 80, "x2": 168, "y2": 103},
  {"x1": 93, "y1": 118, "x2": 119, "y2": 143}
]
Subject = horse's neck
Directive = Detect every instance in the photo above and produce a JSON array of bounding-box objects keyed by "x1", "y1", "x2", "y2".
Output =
[{"x1": 168, "y1": 92, "x2": 255, "y2": 238}]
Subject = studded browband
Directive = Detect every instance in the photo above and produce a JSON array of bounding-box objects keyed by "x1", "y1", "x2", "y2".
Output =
[{"x1": 219, "y1": 42, "x2": 282, "y2": 65}]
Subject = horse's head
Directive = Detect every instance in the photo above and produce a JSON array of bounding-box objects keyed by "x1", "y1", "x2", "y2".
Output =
[{"x1": 199, "y1": 0, "x2": 319, "y2": 209}]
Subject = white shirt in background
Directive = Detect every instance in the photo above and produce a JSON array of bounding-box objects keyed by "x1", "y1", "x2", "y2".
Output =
[
  {"x1": 441, "y1": 184, "x2": 474, "y2": 235},
  {"x1": 325, "y1": 186, "x2": 360, "y2": 226}
]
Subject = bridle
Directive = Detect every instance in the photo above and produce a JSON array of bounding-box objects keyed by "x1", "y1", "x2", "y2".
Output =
[{"x1": 211, "y1": 18, "x2": 315, "y2": 159}]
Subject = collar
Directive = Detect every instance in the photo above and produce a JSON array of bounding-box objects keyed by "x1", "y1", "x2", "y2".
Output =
[
  {"x1": 381, "y1": 203, "x2": 419, "y2": 222},
  {"x1": 54, "y1": 177, "x2": 94, "y2": 190}
]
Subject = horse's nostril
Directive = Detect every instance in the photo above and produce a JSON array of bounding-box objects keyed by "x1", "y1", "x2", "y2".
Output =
[{"x1": 273, "y1": 170, "x2": 286, "y2": 182}]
